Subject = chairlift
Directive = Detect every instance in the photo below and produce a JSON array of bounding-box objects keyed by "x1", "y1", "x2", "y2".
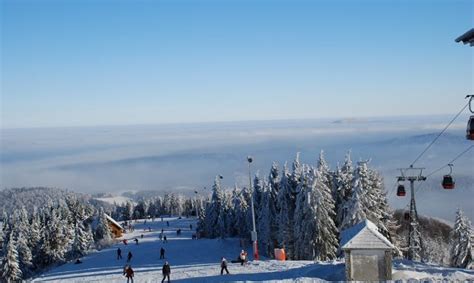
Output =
[
  {"x1": 442, "y1": 164, "x2": 455, "y2": 190},
  {"x1": 396, "y1": 184, "x2": 406, "y2": 197},
  {"x1": 467, "y1": 95, "x2": 474, "y2": 140}
]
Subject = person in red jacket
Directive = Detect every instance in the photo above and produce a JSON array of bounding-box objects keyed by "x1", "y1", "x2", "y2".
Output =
[{"x1": 123, "y1": 265, "x2": 134, "y2": 283}]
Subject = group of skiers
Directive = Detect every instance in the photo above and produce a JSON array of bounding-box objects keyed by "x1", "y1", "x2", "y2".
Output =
[
  {"x1": 117, "y1": 219, "x2": 251, "y2": 282},
  {"x1": 117, "y1": 248, "x2": 133, "y2": 262}
]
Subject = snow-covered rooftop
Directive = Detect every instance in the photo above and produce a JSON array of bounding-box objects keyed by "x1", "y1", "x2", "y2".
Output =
[
  {"x1": 105, "y1": 214, "x2": 123, "y2": 230},
  {"x1": 340, "y1": 219, "x2": 395, "y2": 250}
]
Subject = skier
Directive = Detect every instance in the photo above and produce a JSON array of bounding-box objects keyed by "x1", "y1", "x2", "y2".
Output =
[
  {"x1": 163, "y1": 235, "x2": 167, "y2": 243},
  {"x1": 220, "y1": 257, "x2": 230, "y2": 275},
  {"x1": 166, "y1": 221, "x2": 169, "y2": 227},
  {"x1": 127, "y1": 251, "x2": 133, "y2": 262},
  {"x1": 161, "y1": 261, "x2": 171, "y2": 283},
  {"x1": 190, "y1": 224, "x2": 192, "y2": 230},
  {"x1": 239, "y1": 250, "x2": 247, "y2": 266},
  {"x1": 159, "y1": 233, "x2": 163, "y2": 241},
  {"x1": 160, "y1": 247, "x2": 165, "y2": 259},
  {"x1": 117, "y1": 248, "x2": 122, "y2": 260},
  {"x1": 134, "y1": 238, "x2": 139, "y2": 245},
  {"x1": 123, "y1": 239, "x2": 128, "y2": 245},
  {"x1": 124, "y1": 265, "x2": 134, "y2": 283}
]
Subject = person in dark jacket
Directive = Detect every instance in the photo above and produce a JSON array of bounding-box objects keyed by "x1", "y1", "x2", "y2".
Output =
[
  {"x1": 124, "y1": 265, "x2": 134, "y2": 283},
  {"x1": 160, "y1": 247, "x2": 165, "y2": 259},
  {"x1": 161, "y1": 261, "x2": 171, "y2": 283},
  {"x1": 220, "y1": 257, "x2": 229, "y2": 275},
  {"x1": 127, "y1": 251, "x2": 133, "y2": 262},
  {"x1": 117, "y1": 248, "x2": 122, "y2": 260}
]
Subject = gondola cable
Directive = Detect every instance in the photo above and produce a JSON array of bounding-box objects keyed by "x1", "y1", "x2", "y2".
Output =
[{"x1": 409, "y1": 101, "x2": 469, "y2": 167}]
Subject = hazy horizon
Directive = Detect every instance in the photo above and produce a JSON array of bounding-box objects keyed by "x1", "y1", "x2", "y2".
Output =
[{"x1": 1, "y1": 115, "x2": 473, "y2": 222}]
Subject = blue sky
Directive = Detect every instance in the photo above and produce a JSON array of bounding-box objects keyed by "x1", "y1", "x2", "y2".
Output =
[{"x1": 1, "y1": 0, "x2": 473, "y2": 128}]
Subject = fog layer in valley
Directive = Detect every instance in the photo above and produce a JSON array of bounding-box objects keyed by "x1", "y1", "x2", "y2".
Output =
[{"x1": 1, "y1": 115, "x2": 473, "y2": 221}]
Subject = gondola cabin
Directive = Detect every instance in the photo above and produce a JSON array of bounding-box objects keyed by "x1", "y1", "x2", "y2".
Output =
[
  {"x1": 467, "y1": 116, "x2": 474, "y2": 140},
  {"x1": 396, "y1": 185, "x2": 406, "y2": 197},
  {"x1": 442, "y1": 175, "x2": 455, "y2": 189}
]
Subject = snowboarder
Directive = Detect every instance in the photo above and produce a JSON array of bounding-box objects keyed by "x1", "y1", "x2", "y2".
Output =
[
  {"x1": 160, "y1": 247, "x2": 165, "y2": 259},
  {"x1": 163, "y1": 235, "x2": 167, "y2": 243},
  {"x1": 127, "y1": 251, "x2": 133, "y2": 262},
  {"x1": 124, "y1": 265, "x2": 134, "y2": 283},
  {"x1": 117, "y1": 248, "x2": 122, "y2": 260},
  {"x1": 161, "y1": 261, "x2": 171, "y2": 283},
  {"x1": 134, "y1": 238, "x2": 139, "y2": 245},
  {"x1": 220, "y1": 257, "x2": 230, "y2": 275}
]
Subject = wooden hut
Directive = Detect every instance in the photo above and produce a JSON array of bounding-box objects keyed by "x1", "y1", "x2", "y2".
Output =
[{"x1": 105, "y1": 214, "x2": 124, "y2": 238}]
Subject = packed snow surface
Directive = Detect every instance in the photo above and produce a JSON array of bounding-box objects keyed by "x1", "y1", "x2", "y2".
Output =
[{"x1": 33, "y1": 217, "x2": 474, "y2": 282}]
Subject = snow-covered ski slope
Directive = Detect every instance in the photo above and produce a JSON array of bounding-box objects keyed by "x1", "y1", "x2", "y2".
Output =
[{"x1": 33, "y1": 217, "x2": 474, "y2": 282}]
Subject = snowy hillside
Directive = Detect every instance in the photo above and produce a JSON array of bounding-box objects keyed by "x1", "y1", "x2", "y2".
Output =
[{"x1": 32, "y1": 217, "x2": 474, "y2": 282}]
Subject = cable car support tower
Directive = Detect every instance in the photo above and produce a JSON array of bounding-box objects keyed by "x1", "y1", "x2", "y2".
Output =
[{"x1": 396, "y1": 166, "x2": 427, "y2": 261}]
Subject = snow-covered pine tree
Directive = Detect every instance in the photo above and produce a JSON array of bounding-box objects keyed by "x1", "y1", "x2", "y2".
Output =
[
  {"x1": 204, "y1": 176, "x2": 225, "y2": 238},
  {"x1": 256, "y1": 180, "x2": 272, "y2": 257},
  {"x1": 29, "y1": 207, "x2": 42, "y2": 255},
  {"x1": 233, "y1": 187, "x2": 249, "y2": 238},
  {"x1": 340, "y1": 161, "x2": 369, "y2": 230},
  {"x1": 196, "y1": 205, "x2": 207, "y2": 237},
  {"x1": 450, "y1": 209, "x2": 473, "y2": 268},
  {"x1": 216, "y1": 191, "x2": 229, "y2": 238},
  {"x1": 268, "y1": 162, "x2": 281, "y2": 255},
  {"x1": 277, "y1": 163, "x2": 296, "y2": 259},
  {"x1": 311, "y1": 167, "x2": 339, "y2": 261},
  {"x1": 293, "y1": 165, "x2": 311, "y2": 260},
  {"x1": 367, "y1": 168, "x2": 392, "y2": 240},
  {"x1": 253, "y1": 172, "x2": 265, "y2": 223},
  {"x1": 317, "y1": 150, "x2": 333, "y2": 194},
  {"x1": 1, "y1": 232, "x2": 22, "y2": 282},
  {"x1": 123, "y1": 201, "x2": 133, "y2": 221},
  {"x1": 334, "y1": 151, "x2": 354, "y2": 230},
  {"x1": 16, "y1": 230, "x2": 33, "y2": 275},
  {"x1": 72, "y1": 221, "x2": 90, "y2": 258},
  {"x1": 94, "y1": 208, "x2": 113, "y2": 243}
]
